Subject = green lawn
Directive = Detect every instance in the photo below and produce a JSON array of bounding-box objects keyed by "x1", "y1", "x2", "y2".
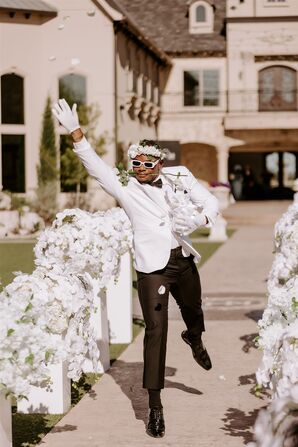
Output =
[{"x1": 0, "y1": 241, "x2": 35, "y2": 287}]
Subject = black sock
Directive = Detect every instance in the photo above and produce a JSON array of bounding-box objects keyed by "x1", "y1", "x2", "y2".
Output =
[{"x1": 148, "y1": 389, "x2": 162, "y2": 409}]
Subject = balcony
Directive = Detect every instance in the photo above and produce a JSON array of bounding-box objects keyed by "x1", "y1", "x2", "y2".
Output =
[{"x1": 224, "y1": 111, "x2": 298, "y2": 130}]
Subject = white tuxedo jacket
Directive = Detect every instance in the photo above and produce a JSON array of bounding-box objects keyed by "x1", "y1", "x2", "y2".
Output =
[{"x1": 73, "y1": 137, "x2": 219, "y2": 273}]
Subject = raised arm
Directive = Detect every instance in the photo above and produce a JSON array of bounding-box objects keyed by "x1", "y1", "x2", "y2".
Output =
[{"x1": 52, "y1": 99, "x2": 124, "y2": 201}]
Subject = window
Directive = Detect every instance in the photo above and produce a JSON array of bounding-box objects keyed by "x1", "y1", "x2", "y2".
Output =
[
  {"x1": 196, "y1": 5, "x2": 206, "y2": 22},
  {"x1": 184, "y1": 69, "x2": 219, "y2": 106},
  {"x1": 59, "y1": 74, "x2": 86, "y2": 106},
  {"x1": 259, "y1": 66, "x2": 297, "y2": 111},
  {"x1": 189, "y1": 1, "x2": 213, "y2": 34},
  {"x1": 1, "y1": 74, "x2": 24, "y2": 124},
  {"x1": 1, "y1": 134, "x2": 25, "y2": 192}
]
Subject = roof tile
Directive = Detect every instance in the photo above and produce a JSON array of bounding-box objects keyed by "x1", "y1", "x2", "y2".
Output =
[{"x1": 113, "y1": 0, "x2": 226, "y2": 55}]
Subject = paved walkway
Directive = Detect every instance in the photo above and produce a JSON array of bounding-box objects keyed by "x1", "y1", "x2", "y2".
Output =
[{"x1": 40, "y1": 201, "x2": 290, "y2": 447}]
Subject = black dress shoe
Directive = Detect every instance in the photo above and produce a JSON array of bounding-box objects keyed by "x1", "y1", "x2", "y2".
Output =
[
  {"x1": 146, "y1": 407, "x2": 165, "y2": 438},
  {"x1": 181, "y1": 330, "x2": 212, "y2": 370}
]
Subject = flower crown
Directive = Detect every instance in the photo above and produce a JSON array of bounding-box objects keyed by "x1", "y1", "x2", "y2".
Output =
[{"x1": 128, "y1": 140, "x2": 168, "y2": 160}]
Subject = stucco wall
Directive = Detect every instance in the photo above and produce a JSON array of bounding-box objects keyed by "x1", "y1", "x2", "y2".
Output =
[{"x1": 0, "y1": 0, "x2": 117, "y2": 199}]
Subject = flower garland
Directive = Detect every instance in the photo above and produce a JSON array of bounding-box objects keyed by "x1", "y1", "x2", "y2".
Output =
[
  {"x1": 256, "y1": 200, "x2": 298, "y2": 396},
  {"x1": 249, "y1": 199, "x2": 298, "y2": 447},
  {"x1": 0, "y1": 207, "x2": 133, "y2": 398},
  {"x1": 128, "y1": 141, "x2": 168, "y2": 160},
  {"x1": 247, "y1": 385, "x2": 298, "y2": 447}
]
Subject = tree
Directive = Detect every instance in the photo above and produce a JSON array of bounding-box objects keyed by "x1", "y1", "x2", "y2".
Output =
[
  {"x1": 60, "y1": 103, "x2": 107, "y2": 207},
  {"x1": 34, "y1": 96, "x2": 58, "y2": 223},
  {"x1": 37, "y1": 96, "x2": 58, "y2": 185}
]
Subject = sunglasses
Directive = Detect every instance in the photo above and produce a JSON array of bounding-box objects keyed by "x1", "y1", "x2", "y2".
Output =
[{"x1": 131, "y1": 159, "x2": 160, "y2": 169}]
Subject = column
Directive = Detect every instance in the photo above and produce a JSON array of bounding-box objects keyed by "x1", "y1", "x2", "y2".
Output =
[
  {"x1": 107, "y1": 251, "x2": 133, "y2": 344},
  {"x1": 17, "y1": 361, "x2": 71, "y2": 414},
  {"x1": 216, "y1": 145, "x2": 229, "y2": 184},
  {"x1": 0, "y1": 394, "x2": 12, "y2": 447},
  {"x1": 83, "y1": 283, "x2": 110, "y2": 374}
]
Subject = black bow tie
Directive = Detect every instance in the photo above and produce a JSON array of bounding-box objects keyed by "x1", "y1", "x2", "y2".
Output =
[{"x1": 151, "y1": 178, "x2": 163, "y2": 189}]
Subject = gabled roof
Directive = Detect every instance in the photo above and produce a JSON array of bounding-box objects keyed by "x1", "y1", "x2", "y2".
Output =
[
  {"x1": 110, "y1": 0, "x2": 226, "y2": 57},
  {"x1": 97, "y1": 0, "x2": 172, "y2": 65}
]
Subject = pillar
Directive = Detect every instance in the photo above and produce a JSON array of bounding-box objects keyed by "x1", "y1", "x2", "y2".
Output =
[
  {"x1": 0, "y1": 394, "x2": 12, "y2": 447},
  {"x1": 17, "y1": 361, "x2": 71, "y2": 414},
  {"x1": 216, "y1": 145, "x2": 229, "y2": 183},
  {"x1": 107, "y1": 251, "x2": 133, "y2": 344}
]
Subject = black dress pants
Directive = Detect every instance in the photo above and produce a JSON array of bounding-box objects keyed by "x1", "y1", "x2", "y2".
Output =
[{"x1": 137, "y1": 246, "x2": 205, "y2": 390}]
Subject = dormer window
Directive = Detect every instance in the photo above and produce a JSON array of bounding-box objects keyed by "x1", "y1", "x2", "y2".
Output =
[{"x1": 189, "y1": 1, "x2": 214, "y2": 34}]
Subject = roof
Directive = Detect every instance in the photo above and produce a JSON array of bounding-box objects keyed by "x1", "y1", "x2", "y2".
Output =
[
  {"x1": 0, "y1": 0, "x2": 56, "y2": 13},
  {"x1": 101, "y1": 0, "x2": 172, "y2": 65},
  {"x1": 111, "y1": 0, "x2": 227, "y2": 56}
]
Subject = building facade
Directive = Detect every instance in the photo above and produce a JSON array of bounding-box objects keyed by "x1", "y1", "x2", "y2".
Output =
[
  {"x1": 118, "y1": 0, "x2": 298, "y2": 199},
  {"x1": 0, "y1": 0, "x2": 170, "y2": 208},
  {"x1": 0, "y1": 0, "x2": 297, "y2": 205}
]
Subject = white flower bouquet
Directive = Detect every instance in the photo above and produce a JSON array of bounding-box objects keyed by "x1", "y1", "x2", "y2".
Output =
[{"x1": 0, "y1": 207, "x2": 133, "y2": 398}]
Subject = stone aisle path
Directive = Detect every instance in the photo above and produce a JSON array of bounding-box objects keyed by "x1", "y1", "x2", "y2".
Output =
[{"x1": 40, "y1": 201, "x2": 290, "y2": 447}]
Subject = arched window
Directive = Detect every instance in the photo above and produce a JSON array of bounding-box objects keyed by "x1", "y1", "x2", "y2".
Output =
[
  {"x1": 259, "y1": 66, "x2": 297, "y2": 111},
  {"x1": 196, "y1": 5, "x2": 206, "y2": 22},
  {"x1": 59, "y1": 74, "x2": 87, "y2": 106},
  {"x1": 189, "y1": 1, "x2": 213, "y2": 34},
  {"x1": 1, "y1": 73, "x2": 24, "y2": 124}
]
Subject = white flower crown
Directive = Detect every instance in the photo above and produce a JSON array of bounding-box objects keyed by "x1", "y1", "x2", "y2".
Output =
[{"x1": 128, "y1": 143, "x2": 168, "y2": 160}]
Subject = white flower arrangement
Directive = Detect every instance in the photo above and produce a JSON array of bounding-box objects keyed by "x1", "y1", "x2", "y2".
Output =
[
  {"x1": 256, "y1": 201, "x2": 298, "y2": 397},
  {"x1": 250, "y1": 200, "x2": 298, "y2": 446},
  {"x1": 34, "y1": 208, "x2": 133, "y2": 287},
  {"x1": 128, "y1": 143, "x2": 168, "y2": 160},
  {"x1": 0, "y1": 207, "x2": 133, "y2": 398},
  {"x1": 248, "y1": 384, "x2": 298, "y2": 447}
]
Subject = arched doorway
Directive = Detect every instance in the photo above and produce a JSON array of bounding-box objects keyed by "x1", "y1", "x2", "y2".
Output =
[
  {"x1": 228, "y1": 149, "x2": 297, "y2": 200},
  {"x1": 181, "y1": 142, "x2": 217, "y2": 183}
]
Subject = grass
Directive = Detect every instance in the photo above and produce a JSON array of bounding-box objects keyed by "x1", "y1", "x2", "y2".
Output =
[
  {"x1": 0, "y1": 241, "x2": 35, "y2": 287},
  {"x1": 191, "y1": 226, "x2": 236, "y2": 240}
]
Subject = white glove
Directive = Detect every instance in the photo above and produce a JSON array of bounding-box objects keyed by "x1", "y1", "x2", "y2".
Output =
[
  {"x1": 172, "y1": 211, "x2": 207, "y2": 236},
  {"x1": 52, "y1": 98, "x2": 80, "y2": 133}
]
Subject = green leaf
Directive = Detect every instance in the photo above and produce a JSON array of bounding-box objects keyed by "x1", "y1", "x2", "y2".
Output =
[
  {"x1": 291, "y1": 297, "x2": 298, "y2": 313},
  {"x1": 25, "y1": 302, "x2": 33, "y2": 312},
  {"x1": 45, "y1": 350, "x2": 53, "y2": 363},
  {"x1": 7, "y1": 328, "x2": 14, "y2": 337},
  {"x1": 25, "y1": 353, "x2": 34, "y2": 366},
  {"x1": 62, "y1": 215, "x2": 75, "y2": 224},
  {"x1": 253, "y1": 335, "x2": 260, "y2": 347}
]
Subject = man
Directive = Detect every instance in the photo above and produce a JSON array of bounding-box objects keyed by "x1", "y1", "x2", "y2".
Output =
[{"x1": 52, "y1": 99, "x2": 219, "y2": 438}]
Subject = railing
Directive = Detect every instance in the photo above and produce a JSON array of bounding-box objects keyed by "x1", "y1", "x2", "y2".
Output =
[{"x1": 161, "y1": 89, "x2": 298, "y2": 114}]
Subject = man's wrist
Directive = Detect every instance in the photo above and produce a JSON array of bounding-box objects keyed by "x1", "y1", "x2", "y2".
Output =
[{"x1": 71, "y1": 128, "x2": 84, "y2": 142}]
